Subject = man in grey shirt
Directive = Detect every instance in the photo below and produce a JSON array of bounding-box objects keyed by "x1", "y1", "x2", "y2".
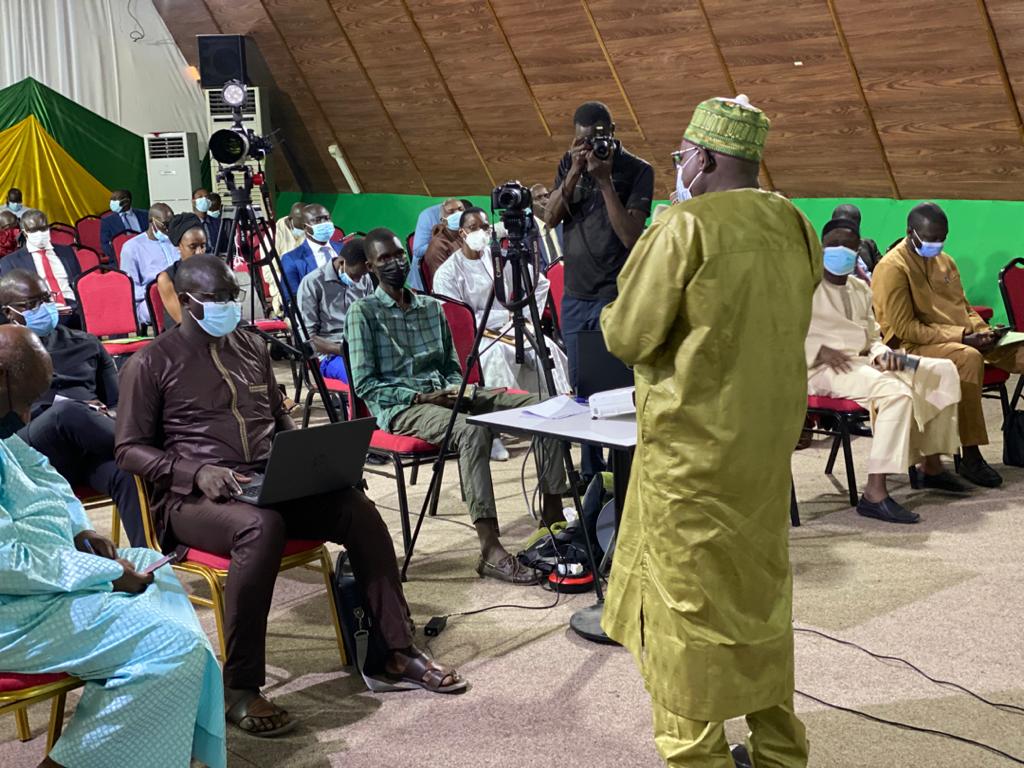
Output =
[{"x1": 297, "y1": 237, "x2": 374, "y2": 382}]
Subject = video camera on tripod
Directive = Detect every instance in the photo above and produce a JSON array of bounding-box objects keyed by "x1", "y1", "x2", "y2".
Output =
[{"x1": 489, "y1": 180, "x2": 542, "y2": 309}]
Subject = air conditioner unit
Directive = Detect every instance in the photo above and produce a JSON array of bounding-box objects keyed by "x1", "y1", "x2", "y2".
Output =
[
  {"x1": 144, "y1": 132, "x2": 201, "y2": 214},
  {"x1": 204, "y1": 86, "x2": 272, "y2": 214}
]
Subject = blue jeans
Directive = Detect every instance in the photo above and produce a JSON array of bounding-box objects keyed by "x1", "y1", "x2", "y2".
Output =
[
  {"x1": 561, "y1": 294, "x2": 611, "y2": 478},
  {"x1": 320, "y1": 355, "x2": 348, "y2": 383}
]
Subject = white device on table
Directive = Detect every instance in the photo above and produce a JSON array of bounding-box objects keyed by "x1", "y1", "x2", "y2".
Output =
[{"x1": 588, "y1": 387, "x2": 636, "y2": 419}]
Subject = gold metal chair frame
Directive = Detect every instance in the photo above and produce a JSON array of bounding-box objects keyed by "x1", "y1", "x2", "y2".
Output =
[
  {"x1": 133, "y1": 476, "x2": 347, "y2": 665},
  {"x1": 0, "y1": 675, "x2": 84, "y2": 752}
]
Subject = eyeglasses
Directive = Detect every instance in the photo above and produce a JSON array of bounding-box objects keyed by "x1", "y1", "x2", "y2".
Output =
[
  {"x1": 671, "y1": 147, "x2": 700, "y2": 168},
  {"x1": 5, "y1": 292, "x2": 57, "y2": 311},
  {"x1": 188, "y1": 289, "x2": 245, "y2": 304}
]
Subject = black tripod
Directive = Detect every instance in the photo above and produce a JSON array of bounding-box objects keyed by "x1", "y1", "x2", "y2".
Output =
[
  {"x1": 215, "y1": 163, "x2": 341, "y2": 423},
  {"x1": 398, "y1": 209, "x2": 606, "y2": 611}
]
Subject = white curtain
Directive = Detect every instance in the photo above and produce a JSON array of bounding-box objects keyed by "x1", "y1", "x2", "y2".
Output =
[{"x1": 0, "y1": 0, "x2": 207, "y2": 148}]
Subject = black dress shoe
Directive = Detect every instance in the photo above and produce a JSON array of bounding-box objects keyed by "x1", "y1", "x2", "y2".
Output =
[
  {"x1": 857, "y1": 495, "x2": 920, "y2": 524},
  {"x1": 730, "y1": 744, "x2": 753, "y2": 768},
  {"x1": 958, "y1": 457, "x2": 1003, "y2": 488},
  {"x1": 849, "y1": 422, "x2": 873, "y2": 438},
  {"x1": 918, "y1": 470, "x2": 971, "y2": 494}
]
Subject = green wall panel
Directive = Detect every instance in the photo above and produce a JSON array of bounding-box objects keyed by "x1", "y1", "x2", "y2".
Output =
[{"x1": 278, "y1": 192, "x2": 1024, "y2": 323}]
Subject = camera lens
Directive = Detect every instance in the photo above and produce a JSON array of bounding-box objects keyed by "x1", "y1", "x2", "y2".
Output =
[{"x1": 209, "y1": 128, "x2": 249, "y2": 165}]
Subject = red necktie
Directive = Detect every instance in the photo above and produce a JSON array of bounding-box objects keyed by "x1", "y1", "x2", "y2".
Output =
[{"x1": 38, "y1": 250, "x2": 66, "y2": 304}]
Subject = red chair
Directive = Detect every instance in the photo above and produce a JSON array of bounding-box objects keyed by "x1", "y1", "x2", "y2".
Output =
[
  {"x1": 73, "y1": 484, "x2": 121, "y2": 546},
  {"x1": 806, "y1": 395, "x2": 870, "y2": 507},
  {"x1": 544, "y1": 260, "x2": 564, "y2": 329},
  {"x1": 437, "y1": 297, "x2": 486, "y2": 385},
  {"x1": 1000, "y1": 259, "x2": 1024, "y2": 410},
  {"x1": 146, "y1": 279, "x2": 166, "y2": 335},
  {"x1": 110, "y1": 230, "x2": 138, "y2": 266},
  {"x1": 300, "y1": 373, "x2": 350, "y2": 428},
  {"x1": 342, "y1": 341, "x2": 450, "y2": 559},
  {"x1": 0, "y1": 672, "x2": 83, "y2": 753},
  {"x1": 133, "y1": 478, "x2": 345, "y2": 664},
  {"x1": 49, "y1": 223, "x2": 77, "y2": 247},
  {"x1": 72, "y1": 245, "x2": 100, "y2": 272},
  {"x1": 73, "y1": 267, "x2": 150, "y2": 356},
  {"x1": 75, "y1": 215, "x2": 103, "y2": 254},
  {"x1": 330, "y1": 226, "x2": 346, "y2": 244},
  {"x1": 406, "y1": 231, "x2": 415, "y2": 259}
]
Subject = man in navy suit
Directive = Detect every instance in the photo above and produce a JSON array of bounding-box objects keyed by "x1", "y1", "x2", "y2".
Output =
[
  {"x1": 100, "y1": 189, "x2": 149, "y2": 260},
  {"x1": 0, "y1": 209, "x2": 82, "y2": 325},
  {"x1": 281, "y1": 204, "x2": 341, "y2": 304}
]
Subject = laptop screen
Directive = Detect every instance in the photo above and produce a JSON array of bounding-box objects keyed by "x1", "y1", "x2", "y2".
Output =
[{"x1": 576, "y1": 330, "x2": 633, "y2": 398}]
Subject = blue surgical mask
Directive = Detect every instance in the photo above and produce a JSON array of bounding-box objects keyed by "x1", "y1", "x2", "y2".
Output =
[
  {"x1": 823, "y1": 245, "x2": 858, "y2": 276},
  {"x1": 109, "y1": 199, "x2": 123, "y2": 214},
  {"x1": 194, "y1": 196, "x2": 211, "y2": 213},
  {"x1": 445, "y1": 211, "x2": 461, "y2": 230},
  {"x1": 339, "y1": 271, "x2": 356, "y2": 288},
  {"x1": 7, "y1": 202, "x2": 21, "y2": 212},
  {"x1": 154, "y1": 227, "x2": 170, "y2": 243},
  {"x1": 912, "y1": 230, "x2": 943, "y2": 258},
  {"x1": 187, "y1": 294, "x2": 241, "y2": 338},
  {"x1": 292, "y1": 226, "x2": 305, "y2": 239},
  {"x1": 208, "y1": 209, "x2": 222, "y2": 219},
  {"x1": 14, "y1": 302, "x2": 59, "y2": 337},
  {"x1": 310, "y1": 221, "x2": 334, "y2": 242},
  {"x1": 674, "y1": 148, "x2": 702, "y2": 203}
]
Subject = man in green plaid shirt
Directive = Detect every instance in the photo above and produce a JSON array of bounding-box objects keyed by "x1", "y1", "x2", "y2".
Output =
[{"x1": 346, "y1": 228, "x2": 570, "y2": 585}]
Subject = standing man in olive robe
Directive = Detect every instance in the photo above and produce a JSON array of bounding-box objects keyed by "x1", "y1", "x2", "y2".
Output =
[{"x1": 600, "y1": 96, "x2": 822, "y2": 767}]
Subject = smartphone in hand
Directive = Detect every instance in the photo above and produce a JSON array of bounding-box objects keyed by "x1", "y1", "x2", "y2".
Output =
[{"x1": 142, "y1": 552, "x2": 178, "y2": 575}]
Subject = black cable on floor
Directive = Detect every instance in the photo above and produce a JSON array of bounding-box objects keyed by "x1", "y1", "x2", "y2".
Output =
[
  {"x1": 795, "y1": 626, "x2": 1024, "y2": 716},
  {"x1": 794, "y1": 689, "x2": 1024, "y2": 765}
]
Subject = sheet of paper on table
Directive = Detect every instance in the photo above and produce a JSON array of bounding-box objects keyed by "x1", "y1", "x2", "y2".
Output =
[{"x1": 523, "y1": 395, "x2": 591, "y2": 420}]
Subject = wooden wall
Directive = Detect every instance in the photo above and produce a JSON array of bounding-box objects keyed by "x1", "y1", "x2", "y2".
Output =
[{"x1": 155, "y1": 0, "x2": 1024, "y2": 200}]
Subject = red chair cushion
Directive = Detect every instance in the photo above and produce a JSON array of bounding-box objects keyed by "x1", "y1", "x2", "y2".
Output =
[
  {"x1": 371, "y1": 431, "x2": 439, "y2": 454},
  {"x1": 323, "y1": 377, "x2": 349, "y2": 393},
  {"x1": 72, "y1": 485, "x2": 103, "y2": 501},
  {"x1": 102, "y1": 340, "x2": 151, "y2": 355},
  {"x1": 254, "y1": 319, "x2": 289, "y2": 333},
  {"x1": 972, "y1": 305, "x2": 994, "y2": 322},
  {"x1": 0, "y1": 672, "x2": 71, "y2": 692},
  {"x1": 807, "y1": 395, "x2": 867, "y2": 414},
  {"x1": 984, "y1": 366, "x2": 1009, "y2": 386},
  {"x1": 183, "y1": 539, "x2": 325, "y2": 570}
]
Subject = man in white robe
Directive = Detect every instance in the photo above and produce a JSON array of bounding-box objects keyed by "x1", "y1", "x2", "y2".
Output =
[
  {"x1": 0, "y1": 325, "x2": 226, "y2": 768},
  {"x1": 807, "y1": 218, "x2": 967, "y2": 523},
  {"x1": 432, "y1": 208, "x2": 571, "y2": 397}
]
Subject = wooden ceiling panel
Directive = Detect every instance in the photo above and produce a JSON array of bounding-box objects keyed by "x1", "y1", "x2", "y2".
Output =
[
  {"x1": 403, "y1": 0, "x2": 557, "y2": 190},
  {"x1": 583, "y1": 1, "x2": 731, "y2": 196},
  {"x1": 703, "y1": 0, "x2": 893, "y2": 197},
  {"x1": 201, "y1": 0, "x2": 347, "y2": 192},
  {"x1": 835, "y1": 0, "x2": 1024, "y2": 200},
  {"x1": 328, "y1": 0, "x2": 492, "y2": 195},
  {"x1": 155, "y1": 0, "x2": 1024, "y2": 200},
  {"x1": 260, "y1": 0, "x2": 424, "y2": 194}
]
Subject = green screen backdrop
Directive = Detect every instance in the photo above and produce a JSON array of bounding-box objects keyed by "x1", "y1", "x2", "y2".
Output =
[{"x1": 278, "y1": 192, "x2": 1023, "y2": 323}]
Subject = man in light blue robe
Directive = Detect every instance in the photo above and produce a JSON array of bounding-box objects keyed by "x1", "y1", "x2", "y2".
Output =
[{"x1": 0, "y1": 325, "x2": 226, "y2": 768}]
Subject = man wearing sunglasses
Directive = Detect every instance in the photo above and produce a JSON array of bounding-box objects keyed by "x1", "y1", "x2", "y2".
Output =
[
  {"x1": 116, "y1": 254, "x2": 465, "y2": 739},
  {"x1": 873, "y1": 201, "x2": 1024, "y2": 488},
  {"x1": 0, "y1": 268, "x2": 145, "y2": 547}
]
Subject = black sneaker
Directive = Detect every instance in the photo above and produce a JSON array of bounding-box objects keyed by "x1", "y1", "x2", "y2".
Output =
[
  {"x1": 857, "y1": 495, "x2": 920, "y2": 524},
  {"x1": 730, "y1": 744, "x2": 753, "y2": 768},
  {"x1": 957, "y1": 457, "x2": 1003, "y2": 488},
  {"x1": 918, "y1": 470, "x2": 971, "y2": 494}
]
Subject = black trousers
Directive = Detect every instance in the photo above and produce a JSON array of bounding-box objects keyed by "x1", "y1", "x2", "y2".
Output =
[
  {"x1": 20, "y1": 400, "x2": 145, "y2": 547},
  {"x1": 168, "y1": 487, "x2": 413, "y2": 690}
]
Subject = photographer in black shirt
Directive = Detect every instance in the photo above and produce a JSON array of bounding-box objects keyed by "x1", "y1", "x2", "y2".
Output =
[{"x1": 544, "y1": 101, "x2": 653, "y2": 479}]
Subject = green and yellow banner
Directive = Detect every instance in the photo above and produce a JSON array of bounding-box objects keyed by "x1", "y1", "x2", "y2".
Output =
[{"x1": 0, "y1": 77, "x2": 148, "y2": 224}]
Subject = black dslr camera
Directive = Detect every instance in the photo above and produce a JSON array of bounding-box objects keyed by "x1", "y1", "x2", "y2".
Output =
[
  {"x1": 491, "y1": 180, "x2": 532, "y2": 212},
  {"x1": 585, "y1": 124, "x2": 617, "y2": 161}
]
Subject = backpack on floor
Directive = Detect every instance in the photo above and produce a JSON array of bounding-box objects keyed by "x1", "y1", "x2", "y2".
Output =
[
  {"x1": 332, "y1": 551, "x2": 415, "y2": 692},
  {"x1": 1003, "y1": 410, "x2": 1024, "y2": 467}
]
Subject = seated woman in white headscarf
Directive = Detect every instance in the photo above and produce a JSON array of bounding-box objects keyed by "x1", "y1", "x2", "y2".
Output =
[{"x1": 432, "y1": 208, "x2": 571, "y2": 400}]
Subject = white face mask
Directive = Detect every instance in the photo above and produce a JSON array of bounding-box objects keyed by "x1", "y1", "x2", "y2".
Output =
[
  {"x1": 25, "y1": 230, "x2": 51, "y2": 250},
  {"x1": 464, "y1": 229, "x2": 490, "y2": 254}
]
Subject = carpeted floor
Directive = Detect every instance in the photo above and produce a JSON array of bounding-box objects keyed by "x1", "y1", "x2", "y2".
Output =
[{"x1": 3, "y1": 394, "x2": 1023, "y2": 768}]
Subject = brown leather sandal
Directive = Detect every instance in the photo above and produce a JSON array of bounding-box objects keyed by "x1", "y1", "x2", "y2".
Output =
[
  {"x1": 476, "y1": 554, "x2": 540, "y2": 585},
  {"x1": 225, "y1": 691, "x2": 297, "y2": 738},
  {"x1": 385, "y1": 651, "x2": 468, "y2": 694}
]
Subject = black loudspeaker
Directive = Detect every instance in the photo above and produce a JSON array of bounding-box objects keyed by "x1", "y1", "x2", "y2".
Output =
[{"x1": 197, "y1": 34, "x2": 248, "y2": 89}]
